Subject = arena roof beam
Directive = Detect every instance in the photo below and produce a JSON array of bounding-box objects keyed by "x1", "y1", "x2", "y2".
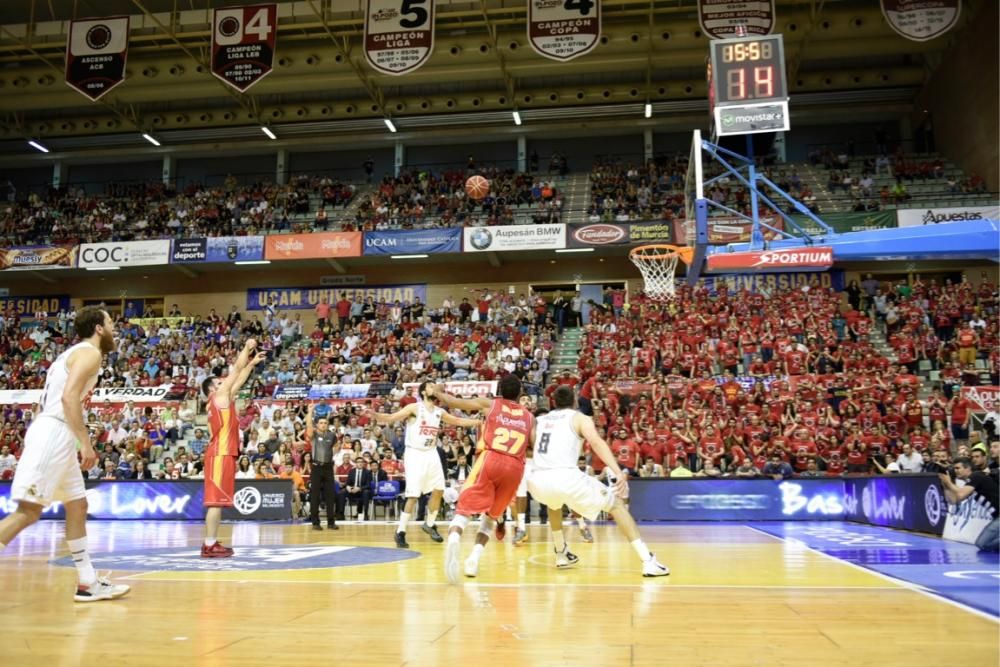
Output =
[
  {"x1": 326, "y1": 259, "x2": 347, "y2": 274},
  {"x1": 173, "y1": 264, "x2": 197, "y2": 278},
  {"x1": 478, "y1": 0, "x2": 517, "y2": 110}
]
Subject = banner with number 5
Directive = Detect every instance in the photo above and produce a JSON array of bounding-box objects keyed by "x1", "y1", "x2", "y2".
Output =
[
  {"x1": 528, "y1": 0, "x2": 601, "y2": 61},
  {"x1": 364, "y1": 0, "x2": 436, "y2": 76},
  {"x1": 212, "y1": 4, "x2": 278, "y2": 92}
]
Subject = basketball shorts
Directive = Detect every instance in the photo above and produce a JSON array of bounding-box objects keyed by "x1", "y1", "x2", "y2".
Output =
[
  {"x1": 10, "y1": 416, "x2": 86, "y2": 508},
  {"x1": 456, "y1": 451, "x2": 524, "y2": 519},
  {"x1": 515, "y1": 457, "x2": 535, "y2": 497},
  {"x1": 527, "y1": 467, "x2": 616, "y2": 521},
  {"x1": 204, "y1": 454, "x2": 237, "y2": 508},
  {"x1": 403, "y1": 447, "x2": 446, "y2": 498}
]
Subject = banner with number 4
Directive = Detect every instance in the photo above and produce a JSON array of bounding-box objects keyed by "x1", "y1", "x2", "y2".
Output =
[
  {"x1": 364, "y1": 0, "x2": 436, "y2": 76},
  {"x1": 528, "y1": 0, "x2": 601, "y2": 62},
  {"x1": 212, "y1": 4, "x2": 278, "y2": 92}
]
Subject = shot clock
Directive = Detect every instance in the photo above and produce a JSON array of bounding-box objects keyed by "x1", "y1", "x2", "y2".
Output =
[{"x1": 709, "y1": 34, "x2": 790, "y2": 137}]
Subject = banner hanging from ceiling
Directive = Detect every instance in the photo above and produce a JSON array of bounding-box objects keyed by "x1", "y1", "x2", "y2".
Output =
[
  {"x1": 881, "y1": 0, "x2": 961, "y2": 42},
  {"x1": 527, "y1": 0, "x2": 602, "y2": 61},
  {"x1": 364, "y1": 0, "x2": 436, "y2": 75},
  {"x1": 65, "y1": 16, "x2": 130, "y2": 101},
  {"x1": 212, "y1": 4, "x2": 278, "y2": 92},
  {"x1": 698, "y1": 0, "x2": 775, "y2": 38}
]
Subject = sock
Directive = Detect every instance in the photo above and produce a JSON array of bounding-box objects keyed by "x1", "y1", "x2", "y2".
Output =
[
  {"x1": 577, "y1": 517, "x2": 587, "y2": 529},
  {"x1": 424, "y1": 514, "x2": 436, "y2": 528},
  {"x1": 517, "y1": 513, "x2": 526, "y2": 531},
  {"x1": 397, "y1": 512, "x2": 411, "y2": 534},
  {"x1": 204, "y1": 537, "x2": 217, "y2": 547},
  {"x1": 67, "y1": 537, "x2": 96, "y2": 585},
  {"x1": 631, "y1": 538, "x2": 652, "y2": 562},
  {"x1": 470, "y1": 543, "x2": 485, "y2": 561},
  {"x1": 448, "y1": 531, "x2": 461, "y2": 545},
  {"x1": 552, "y1": 529, "x2": 566, "y2": 552}
]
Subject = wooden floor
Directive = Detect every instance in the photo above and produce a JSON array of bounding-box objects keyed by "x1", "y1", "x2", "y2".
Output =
[{"x1": 0, "y1": 520, "x2": 996, "y2": 667}]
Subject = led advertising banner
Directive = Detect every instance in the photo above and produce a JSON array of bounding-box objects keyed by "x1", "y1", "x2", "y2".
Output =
[{"x1": 842, "y1": 475, "x2": 946, "y2": 535}]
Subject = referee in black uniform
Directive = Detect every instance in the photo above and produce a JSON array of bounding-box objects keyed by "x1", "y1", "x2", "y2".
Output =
[{"x1": 306, "y1": 403, "x2": 339, "y2": 531}]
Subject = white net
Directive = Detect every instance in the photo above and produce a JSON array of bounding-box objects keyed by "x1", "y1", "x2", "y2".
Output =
[{"x1": 629, "y1": 246, "x2": 681, "y2": 300}]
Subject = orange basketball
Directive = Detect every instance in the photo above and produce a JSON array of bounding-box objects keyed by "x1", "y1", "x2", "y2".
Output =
[{"x1": 465, "y1": 175, "x2": 490, "y2": 200}]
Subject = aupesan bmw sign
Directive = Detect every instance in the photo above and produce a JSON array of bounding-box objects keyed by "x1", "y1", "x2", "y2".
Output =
[{"x1": 78, "y1": 240, "x2": 172, "y2": 268}]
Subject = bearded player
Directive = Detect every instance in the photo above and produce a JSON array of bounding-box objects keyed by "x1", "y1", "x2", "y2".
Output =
[
  {"x1": 434, "y1": 375, "x2": 534, "y2": 583},
  {"x1": 200, "y1": 338, "x2": 267, "y2": 558}
]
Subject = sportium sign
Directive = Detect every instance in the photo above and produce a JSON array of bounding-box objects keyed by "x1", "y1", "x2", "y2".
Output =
[
  {"x1": 706, "y1": 246, "x2": 834, "y2": 272},
  {"x1": 364, "y1": 0, "x2": 435, "y2": 75},
  {"x1": 528, "y1": 0, "x2": 601, "y2": 61}
]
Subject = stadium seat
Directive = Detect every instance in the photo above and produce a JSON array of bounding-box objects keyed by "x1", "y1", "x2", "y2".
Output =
[{"x1": 370, "y1": 480, "x2": 401, "y2": 520}]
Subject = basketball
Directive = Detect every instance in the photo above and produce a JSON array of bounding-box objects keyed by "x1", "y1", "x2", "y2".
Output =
[{"x1": 464, "y1": 175, "x2": 490, "y2": 200}]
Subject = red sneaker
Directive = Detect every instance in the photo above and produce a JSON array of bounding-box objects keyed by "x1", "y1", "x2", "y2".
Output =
[
  {"x1": 200, "y1": 542, "x2": 235, "y2": 558},
  {"x1": 494, "y1": 517, "x2": 507, "y2": 542}
]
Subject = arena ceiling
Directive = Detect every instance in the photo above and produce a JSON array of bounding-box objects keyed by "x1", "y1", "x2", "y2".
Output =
[{"x1": 0, "y1": 0, "x2": 983, "y2": 159}]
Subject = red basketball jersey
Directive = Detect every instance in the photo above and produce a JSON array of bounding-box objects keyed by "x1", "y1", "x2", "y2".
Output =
[
  {"x1": 478, "y1": 398, "x2": 534, "y2": 461},
  {"x1": 207, "y1": 398, "x2": 240, "y2": 457}
]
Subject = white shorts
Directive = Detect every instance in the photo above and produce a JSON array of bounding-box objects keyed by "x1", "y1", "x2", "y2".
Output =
[
  {"x1": 11, "y1": 416, "x2": 87, "y2": 508},
  {"x1": 527, "y1": 467, "x2": 616, "y2": 521},
  {"x1": 403, "y1": 447, "x2": 445, "y2": 498},
  {"x1": 516, "y1": 458, "x2": 535, "y2": 498}
]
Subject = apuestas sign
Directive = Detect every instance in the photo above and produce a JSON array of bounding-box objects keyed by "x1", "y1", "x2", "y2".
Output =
[
  {"x1": 527, "y1": 0, "x2": 602, "y2": 62},
  {"x1": 363, "y1": 0, "x2": 435, "y2": 75},
  {"x1": 707, "y1": 246, "x2": 834, "y2": 272},
  {"x1": 896, "y1": 205, "x2": 998, "y2": 228},
  {"x1": 211, "y1": 4, "x2": 278, "y2": 92}
]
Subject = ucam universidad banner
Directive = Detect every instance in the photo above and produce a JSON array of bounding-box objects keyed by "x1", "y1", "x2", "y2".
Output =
[
  {"x1": 247, "y1": 284, "x2": 427, "y2": 311},
  {"x1": 363, "y1": 228, "x2": 462, "y2": 256},
  {"x1": 171, "y1": 236, "x2": 265, "y2": 263},
  {"x1": 78, "y1": 240, "x2": 172, "y2": 268},
  {"x1": 693, "y1": 269, "x2": 846, "y2": 293},
  {"x1": 0, "y1": 295, "x2": 71, "y2": 315},
  {"x1": 463, "y1": 224, "x2": 566, "y2": 252}
]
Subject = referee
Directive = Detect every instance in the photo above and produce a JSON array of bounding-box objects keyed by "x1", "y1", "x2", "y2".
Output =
[{"x1": 306, "y1": 403, "x2": 339, "y2": 531}]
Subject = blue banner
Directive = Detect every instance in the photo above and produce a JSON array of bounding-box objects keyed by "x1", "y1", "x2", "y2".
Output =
[
  {"x1": 363, "y1": 228, "x2": 462, "y2": 256},
  {"x1": 247, "y1": 284, "x2": 427, "y2": 311},
  {"x1": 0, "y1": 480, "x2": 204, "y2": 520},
  {"x1": 629, "y1": 479, "x2": 845, "y2": 522},
  {"x1": 0, "y1": 295, "x2": 71, "y2": 315},
  {"x1": 692, "y1": 269, "x2": 846, "y2": 294},
  {"x1": 171, "y1": 236, "x2": 265, "y2": 263},
  {"x1": 843, "y1": 475, "x2": 946, "y2": 535}
]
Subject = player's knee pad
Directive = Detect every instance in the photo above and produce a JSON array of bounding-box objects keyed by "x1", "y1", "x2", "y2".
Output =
[
  {"x1": 478, "y1": 516, "x2": 495, "y2": 538},
  {"x1": 450, "y1": 514, "x2": 470, "y2": 531}
]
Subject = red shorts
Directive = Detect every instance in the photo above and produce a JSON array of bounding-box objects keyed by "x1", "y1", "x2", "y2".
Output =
[
  {"x1": 456, "y1": 451, "x2": 524, "y2": 519},
  {"x1": 204, "y1": 454, "x2": 236, "y2": 508}
]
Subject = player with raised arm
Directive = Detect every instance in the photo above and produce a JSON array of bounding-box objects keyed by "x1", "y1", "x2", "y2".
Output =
[
  {"x1": 434, "y1": 375, "x2": 534, "y2": 583},
  {"x1": 200, "y1": 338, "x2": 267, "y2": 558},
  {"x1": 366, "y1": 382, "x2": 480, "y2": 548},
  {"x1": 0, "y1": 307, "x2": 131, "y2": 602},
  {"x1": 529, "y1": 385, "x2": 669, "y2": 576}
]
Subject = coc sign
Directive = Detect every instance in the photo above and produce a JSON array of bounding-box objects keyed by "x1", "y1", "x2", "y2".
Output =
[
  {"x1": 212, "y1": 4, "x2": 278, "y2": 92},
  {"x1": 364, "y1": 0, "x2": 436, "y2": 75},
  {"x1": 528, "y1": 0, "x2": 601, "y2": 61}
]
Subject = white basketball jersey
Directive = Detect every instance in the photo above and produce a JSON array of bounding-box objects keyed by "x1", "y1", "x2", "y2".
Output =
[
  {"x1": 39, "y1": 341, "x2": 100, "y2": 421},
  {"x1": 533, "y1": 409, "x2": 583, "y2": 470},
  {"x1": 405, "y1": 402, "x2": 443, "y2": 451}
]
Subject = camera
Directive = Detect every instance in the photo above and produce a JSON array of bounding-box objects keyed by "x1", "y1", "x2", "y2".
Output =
[{"x1": 924, "y1": 460, "x2": 955, "y2": 480}]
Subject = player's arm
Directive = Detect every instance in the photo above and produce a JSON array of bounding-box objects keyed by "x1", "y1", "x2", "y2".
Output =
[
  {"x1": 63, "y1": 346, "x2": 103, "y2": 470},
  {"x1": 368, "y1": 403, "x2": 417, "y2": 425},
  {"x1": 440, "y1": 411, "x2": 481, "y2": 429},
  {"x1": 574, "y1": 413, "x2": 627, "y2": 497},
  {"x1": 217, "y1": 339, "x2": 259, "y2": 398},
  {"x1": 427, "y1": 385, "x2": 491, "y2": 413},
  {"x1": 305, "y1": 402, "x2": 315, "y2": 440}
]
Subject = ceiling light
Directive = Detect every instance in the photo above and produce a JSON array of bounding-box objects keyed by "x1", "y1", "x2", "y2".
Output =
[
  {"x1": 142, "y1": 133, "x2": 161, "y2": 146},
  {"x1": 390, "y1": 254, "x2": 429, "y2": 259},
  {"x1": 555, "y1": 248, "x2": 594, "y2": 254},
  {"x1": 86, "y1": 267, "x2": 121, "y2": 271},
  {"x1": 644, "y1": 103, "x2": 652, "y2": 119},
  {"x1": 384, "y1": 118, "x2": 397, "y2": 133},
  {"x1": 512, "y1": 110, "x2": 522, "y2": 126},
  {"x1": 261, "y1": 126, "x2": 276, "y2": 140},
  {"x1": 234, "y1": 260, "x2": 271, "y2": 265},
  {"x1": 27, "y1": 140, "x2": 49, "y2": 153}
]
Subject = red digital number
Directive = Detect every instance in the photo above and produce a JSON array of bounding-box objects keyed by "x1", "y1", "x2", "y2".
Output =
[{"x1": 727, "y1": 69, "x2": 746, "y2": 101}]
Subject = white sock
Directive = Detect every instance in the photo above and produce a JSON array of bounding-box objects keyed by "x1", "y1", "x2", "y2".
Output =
[
  {"x1": 552, "y1": 529, "x2": 566, "y2": 552},
  {"x1": 577, "y1": 517, "x2": 587, "y2": 529},
  {"x1": 448, "y1": 531, "x2": 461, "y2": 545},
  {"x1": 630, "y1": 539, "x2": 652, "y2": 562},
  {"x1": 397, "y1": 512, "x2": 411, "y2": 534},
  {"x1": 67, "y1": 536, "x2": 96, "y2": 585},
  {"x1": 424, "y1": 514, "x2": 435, "y2": 528},
  {"x1": 516, "y1": 513, "x2": 526, "y2": 531},
  {"x1": 471, "y1": 543, "x2": 485, "y2": 561},
  {"x1": 204, "y1": 538, "x2": 217, "y2": 547}
]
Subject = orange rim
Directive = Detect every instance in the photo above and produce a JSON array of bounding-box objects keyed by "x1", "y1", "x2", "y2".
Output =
[{"x1": 629, "y1": 244, "x2": 695, "y2": 266}]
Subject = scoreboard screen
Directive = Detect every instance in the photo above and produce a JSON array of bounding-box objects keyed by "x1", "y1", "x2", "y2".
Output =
[{"x1": 710, "y1": 35, "x2": 788, "y2": 106}]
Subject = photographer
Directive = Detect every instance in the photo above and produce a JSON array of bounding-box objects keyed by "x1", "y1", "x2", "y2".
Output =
[{"x1": 938, "y1": 458, "x2": 999, "y2": 552}]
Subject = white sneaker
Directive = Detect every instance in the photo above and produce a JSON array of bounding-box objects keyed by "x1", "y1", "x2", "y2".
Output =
[
  {"x1": 444, "y1": 540, "x2": 461, "y2": 585},
  {"x1": 463, "y1": 555, "x2": 480, "y2": 578},
  {"x1": 554, "y1": 546, "x2": 579, "y2": 569},
  {"x1": 642, "y1": 555, "x2": 670, "y2": 577},
  {"x1": 74, "y1": 573, "x2": 131, "y2": 603}
]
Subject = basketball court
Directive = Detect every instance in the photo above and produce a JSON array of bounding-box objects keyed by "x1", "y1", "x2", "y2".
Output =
[{"x1": 2, "y1": 520, "x2": 996, "y2": 666}]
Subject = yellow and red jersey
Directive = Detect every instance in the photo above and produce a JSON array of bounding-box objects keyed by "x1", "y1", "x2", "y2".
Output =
[
  {"x1": 476, "y1": 398, "x2": 534, "y2": 461},
  {"x1": 206, "y1": 397, "x2": 240, "y2": 457}
]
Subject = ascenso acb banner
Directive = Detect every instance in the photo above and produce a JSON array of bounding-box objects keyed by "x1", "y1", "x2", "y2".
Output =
[
  {"x1": 247, "y1": 284, "x2": 427, "y2": 311},
  {"x1": 171, "y1": 236, "x2": 265, "y2": 263},
  {"x1": 363, "y1": 228, "x2": 461, "y2": 255}
]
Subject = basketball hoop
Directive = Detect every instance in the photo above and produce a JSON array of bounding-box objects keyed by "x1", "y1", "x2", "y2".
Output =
[{"x1": 628, "y1": 244, "x2": 694, "y2": 300}]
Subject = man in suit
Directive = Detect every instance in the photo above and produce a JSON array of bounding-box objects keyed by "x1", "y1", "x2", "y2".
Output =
[{"x1": 345, "y1": 457, "x2": 372, "y2": 521}]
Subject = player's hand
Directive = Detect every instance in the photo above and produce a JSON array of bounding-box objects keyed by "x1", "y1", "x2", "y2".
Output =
[
  {"x1": 245, "y1": 338, "x2": 258, "y2": 351},
  {"x1": 251, "y1": 352, "x2": 267, "y2": 366},
  {"x1": 611, "y1": 473, "x2": 628, "y2": 498},
  {"x1": 79, "y1": 442, "x2": 98, "y2": 471}
]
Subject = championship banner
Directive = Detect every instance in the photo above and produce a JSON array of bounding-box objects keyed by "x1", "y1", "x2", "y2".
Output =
[
  {"x1": 527, "y1": 0, "x2": 601, "y2": 61},
  {"x1": 212, "y1": 4, "x2": 278, "y2": 92},
  {"x1": 363, "y1": 228, "x2": 461, "y2": 256},
  {"x1": 897, "y1": 205, "x2": 998, "y2": 228},
  {"x1": 698, "y1": 0, "x2": 775, "y2": 38},
  {"x1": 0, "y1": 295, "x2": 71, "y2": 315},
  {"x1": 247, "y1": 284, "x2": 427, "y2": 311},
  {"x1": 693, "y1": 269, "x2": 846, "y2": 294},
  {"x1": 962, "y1": 386, "x2": 999, "y2": 413},
  {"x1": 363, "y1": 0, "x2": 435, "y2": 75},
  {"x1": 0, "y1": 246, "x2": 77, "y2": 271},
  {"x1": 65, "y1": 16, "x2": 130, "y2": 101},
  {"x1": 171, "y1": 236, "x2": 265, "y2": 263},
  {"x1": 264, "y1": 232, "x2": 362, "y2": 261},
  {"x1": 463, "y1": 224, "x2": 566, "y2": 252},
  {"x1": 404, "y1": 380, "x2": 497, "y2": 397},
  {"x1": 706, "y1": 246, "x2": 834, "y2": 272},
  {"x1": 567, "y1": 222, "x2": 673, "y2": 248},
  {"x1": 881, "y1": 0, "x2": 961, "y2": 42},
  {"x1": 78, "y1": 240, "x2": 171, "y2": 269}
]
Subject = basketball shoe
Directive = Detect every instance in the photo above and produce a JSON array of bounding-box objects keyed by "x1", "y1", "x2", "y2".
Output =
[
  {"x1": 554, "y1": 545, "x2": 579, "y2": 569},
  {"x1": 580, "y1": 526, "x2": 594, "y2": 543},
  {"x1": 201, "y1": 542, "x2": 234, "y2": 558},
  {"x1": 513, "y1": 529, "x2": 528, "y2": 545},
  {"x1": 494, "y1": 517, "x2": 506, "y2": 542},
  {"x1": 74, "y1": 574, "x2": 131, "y2": 603},
  {"x1": 463, "y1": 554, "x2": 479, "y2": 578},
  {"x1": 642, "y1": 555, "x2": 670, "y2": 577},
  {"x1": 444, "y1": 540, "x2": 461, "y2": 585},
  {"x1": 421, "y1": 524, "x2": 443, "y2": 542}
]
